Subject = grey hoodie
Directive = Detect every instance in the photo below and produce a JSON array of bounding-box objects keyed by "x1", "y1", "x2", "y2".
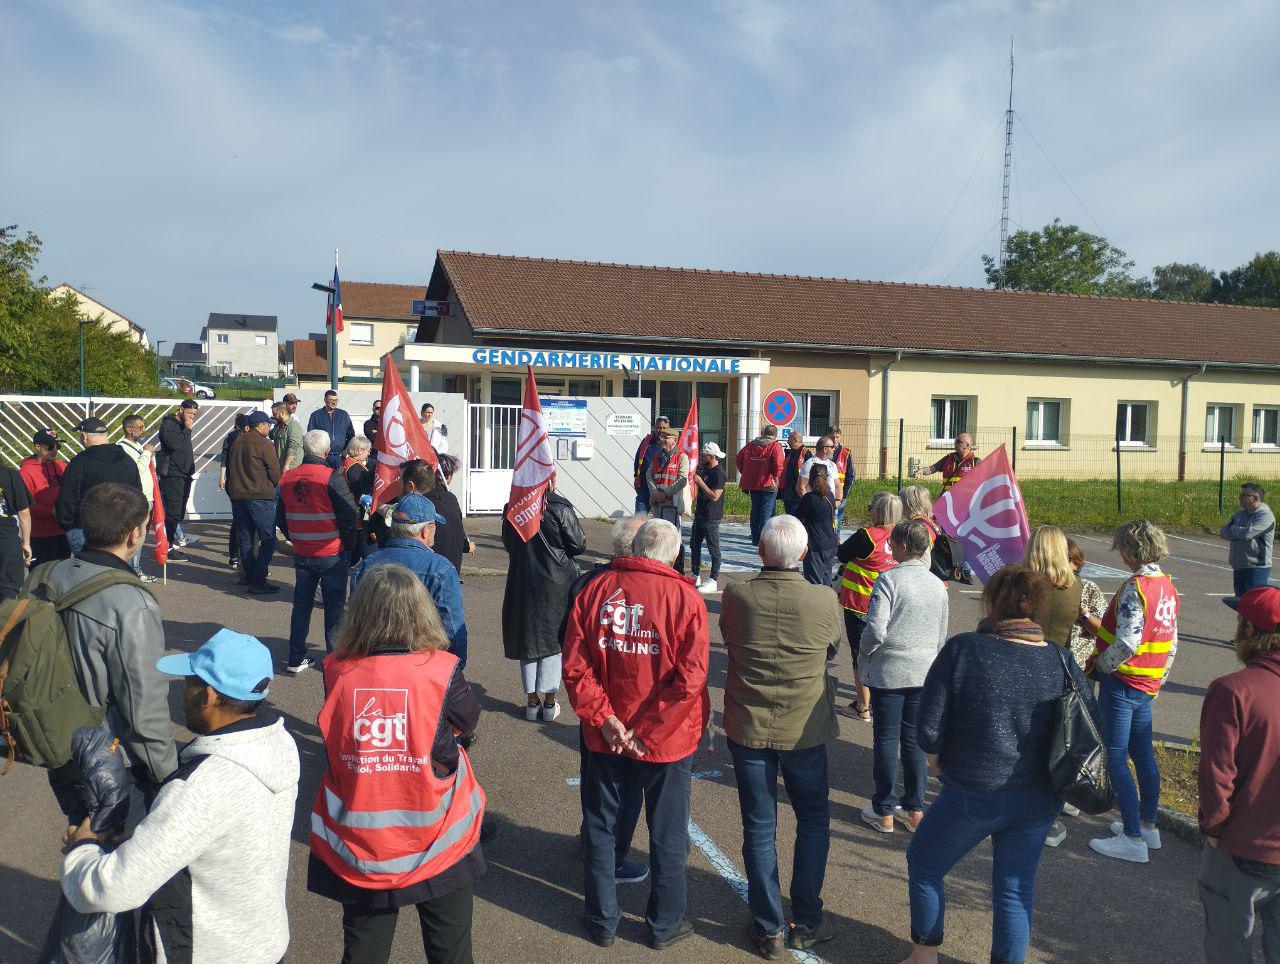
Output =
[
  {"x1": 61, "y1": 715, "x2": 300, "y2": 964},
  {"x1": 1220, "y1": 503, "x2": 1275, "y2": 570}
]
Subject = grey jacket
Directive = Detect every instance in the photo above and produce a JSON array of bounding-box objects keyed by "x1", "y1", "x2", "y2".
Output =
[
  {"x1": 46, "y1": 554, "x2": 177, "y2": 785},
  {"x1": 1220, "y1": 504, "x2": 1275, "y2": 570},
  {"x1": 858, "y1": 558, "x2": 950, "y2": 689}
]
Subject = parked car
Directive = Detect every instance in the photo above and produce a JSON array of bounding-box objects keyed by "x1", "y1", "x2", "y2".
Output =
[{"x1": 159, "y1": 376, "x2": 217, "y2": 399}]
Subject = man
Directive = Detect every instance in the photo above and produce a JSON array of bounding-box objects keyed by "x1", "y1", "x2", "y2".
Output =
[
  {"x1": 632, "y1": 415, "x2": 670, "y2": 514},
  {"x1": 690, "y1": 442, "x2": 726, "y2": 595},
  {"x1": 219, "y1": 414, "x2": 251, "y2": 571},
  {"x1": 736, "y1": 424, "x2": 785, "y2": 546},
  {"x1": 118, "y1": 414, "x2": 159, "y2": 583},
  {"x1": 307, "y1": 390, "x2": 354, "y2": 469},
  {"x1": 827, "y1": 426, "x2": 856, "y2": 533},
  {"x1": 798, "y1": 437, "x2": 841, "y2": 498},
  {"x1": 780, "y1": 432, "x2": 809, "y2": 515},
  {"x1": 1199, "y1": 587, "x2": 1280, "y2": 962},
  {"x1": 721, "y1": 515, "x2": 841, "y2": 956},
  {"x1": 227, "y1": 411, "x2": 281, "y2": 594},
  {"x1": 20, "y1": 429, "x2": 67, "y2": 568},
  {"x1": 911, "y1": 432, "x2": 978, "y2": 493},
  {"x1": 283, "y1": 391, "x2": 300, "y2": 420},
  {"x1": 421, "y1": 401, "x2": 449, "y2": 454},
  {"x1": 271, "y1": 399, "x2": 304, "y2": 474},
  {"x1": 368, "y1": 458, "x2": 437, "y2": 549},
  {"x1": 362, "y1": 398, "x2": 382, "y2": 452},
  {"x1": 0, "y1": 459, "x2": 32, "y2": 599},
  {"x1": 647, "y1": 427, "x2": 689, "y2": 574},
  {"x1": 352, "y1": 493, "x2": 468, "y2": 667},
  {"x1": 276, "y1": 430, "x2": 358, "y2": 673},
  {"x1": 1220, "y1": 483, "x2": 1274, "y2": 597},
  {"x1": 563, "y1": 518, "x2": 709, "y2": 950},
  {"x1": 55, "y1": 417, "x2": 143, "y2": 554},
  {"x1": 60, "y1": 629, "x2": 299, "y2": 964},
  {"x1": 156, "y1": 400, "x2": 199, "y2": 548}
]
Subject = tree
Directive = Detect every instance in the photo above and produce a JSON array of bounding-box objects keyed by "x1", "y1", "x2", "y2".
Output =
[
  {"x1": 1150, "y1": 262, "x2": 1214, "y2": 303},
  {"x1": 982, "y1": 218, "x2": 1151, "y2": 297},
  {"x1": 1210, "y1": 251, "x2": 1280, "y2": 308},
  {"x1": 0, "y1": 225, "x2": 161, "y2": 396}
]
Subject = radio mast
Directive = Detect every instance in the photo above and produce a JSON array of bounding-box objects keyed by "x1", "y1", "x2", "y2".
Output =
[{"x1": 997, "y1": 36, "x2": 1015, "y2": 280}]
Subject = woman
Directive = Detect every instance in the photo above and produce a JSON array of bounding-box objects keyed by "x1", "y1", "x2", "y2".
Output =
[
  {"x1": 899, "y1": 485, "x2": 953, "y2": 583},
  {"x1": 1086, "y1": 520, "x2": 1180, "y2": 864},
  {"x1": 793, "y1": 464, "x2": 838, "y2": 586},
  {"x1": 308, "y1": 564, "x2": 484, "y2": 964},
  {"x1": 342, "y1": 436, "x2": 374, "y2": 563},
  {"x1": 430, "y1": 454, "x2": 475, "y2": 575},
  {"x1": 1021, "y1": 525, "x2": 1082, "y2": 648},
  {"x1": 1065, "y1": 538, "x2": 1106, "y2": 670},
  {"x1": 905, "y1": 566, "x2": 1098, "y2": 964},
  {"x1": 501, "y1": 484, "x2": 586, "y2": 721},
  {"x1": 857, "y1": 520, "x2": 949, "y2": 834},
  {"x1": 836, "y1": 493, "x2": 902, "y2": 721},
  {"x1": 780, "y1": 432, "x2": 809, "y2": 515},
  {"x1": 421, "y1": 402, "x2": 449, "y2": 454}
]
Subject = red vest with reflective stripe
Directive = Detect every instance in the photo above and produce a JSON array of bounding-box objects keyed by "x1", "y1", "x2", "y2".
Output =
[
  {"x1": 280, "y1": 463, "x2": 341, "y2": 557},
  {"x1": 838, "y1": 525, "x2": 895, "y2": 614},
  {"x1": 940, "y1": 452, "x2": 978, "y2": 491},
  {"x1": 1089, "y1": 572, "x2": 1179, "y2": 694},
  {"x1": 311, "y1": 651, "x2": 485, "y2": 890},
  {"x1": 832, "y1": 446, "x2": 851, "y2": 489}
]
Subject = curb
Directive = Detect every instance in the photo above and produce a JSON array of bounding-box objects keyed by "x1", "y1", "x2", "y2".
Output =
[{"x1": 1156, "y1": 804, "x2": 1202, "y2": 846}]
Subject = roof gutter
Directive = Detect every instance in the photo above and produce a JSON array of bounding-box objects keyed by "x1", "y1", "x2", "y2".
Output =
[{"x1": 1178, "y1": 364, "x2": 1208, "y2": 481}]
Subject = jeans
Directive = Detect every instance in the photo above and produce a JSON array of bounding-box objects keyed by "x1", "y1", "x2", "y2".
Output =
[
  {"x1": 748, "y1": 490, "x2": 777, "y2": 545},
  {"x1": 67, "y1": 528, "x2": 85, "y2": 555},
  {"x1": 727, "y1": 740, "x2": 830, "y2": 936},
  {"x1": 1234, "y1": 566, "x2": 1272, "y2": 597},
  {"x1": 782, "y1": 495, "x2": 800, "y2": 515},
  {"x1": 581, "y1": 748, "x2": 692, "y2": 943},
  {"x1": 520, "y1": 654, "x2": 561, "y2": 694},
  {"x1": 578, "y1": 733, "x2": 644, "y2": 869},
  {"x1": 689, "y1": 517, "x2": 721, "y2": 581},
  {"x1": 339, "y1": 881, "x2": 473, "y2": 964},
  {"x1": 159, "y1": 476, "x2": 190, "y2": 543},
  {"x1": 653, "y1": 502, "x2": 684, "y2": 573},
  {"x1": 1198, "y1": 841, "x2": 1280, "y2": 964},
  {"x1": 635, "y1": 486, "x2": 651, "y2": 515},
  {"x1": 907, "y1": 781, "x2": 1058, "y2": 962},
  {"x1": 130, "y1": 545, "x2": 145, "y2": 577},
  {"x1": 1099, "y1": 672, "x2": 1159, "y2": 837},
  {"x1": 835, "y1": 498, "x2": 846, "y2": 536},
  {"x1": 232, "y1": 499, "x2": 277, "y2": 586},
  {"x1": 868, "y1": 687, "x2": 926, "y2": 815},
  {"x1": 289, "y1": 552, "x2": 350, "y2": 665}
]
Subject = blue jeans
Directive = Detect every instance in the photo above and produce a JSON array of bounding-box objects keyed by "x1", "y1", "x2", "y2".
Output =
[
  {"x1": 581, "y1": 748, "x2": 692, "y2": 943},
  {"x1": 635, "y1": 486, "x2": 651, "y2": 515},
  {"x1": 748, "y1": 490, "x2": 777, "y2": 545},
  {"x1": 288, "y1": 552, "x2": 350, "y2": 665},
  {"x1": 907, "y1": 781, "x2": 1058, "y2": 962},
  {"x1": 868, "y1": 687, "x2": 926, "y2": 815},
  {"x1": 578, "y1": 733, "x2": 644, "y2": 870},
  {"x1": 727, "y1": 740, "x2": 830, "y2": 936},
  {"x1": 1233, "y1": 566, "x2": 1272, "y2": 597},
  {"x1": 67, "y1": 528, "x2": 85, "y2": 555},
  {"x1": 232, "y1": 499, "x2": 277, "y2": 586},
  {"x1": 1099, "y1": 673, "x2": 1159, "y2": 837}
]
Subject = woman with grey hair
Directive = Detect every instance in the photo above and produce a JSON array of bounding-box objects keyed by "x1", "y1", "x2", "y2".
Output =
[
  {"x1": 430, "y1": 453, "x2": 474, "y2": 575},
  {"x1": 900, "y1": 484, "x2": 956, "y2": 582},
  {"x1": 341, "y1": 436, "x2": 374, "y2": 562}
]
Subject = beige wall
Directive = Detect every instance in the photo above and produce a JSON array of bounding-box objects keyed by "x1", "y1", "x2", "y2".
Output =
[
  {"x1": 54, "y1": 285, "x2": 149, "y2": 349},
  {"x1": 339, "y1": 317, "x2": 418, "y2": 377},
  {"x1": 762, "y1": 351, "x2": 871, "y2": 427}
]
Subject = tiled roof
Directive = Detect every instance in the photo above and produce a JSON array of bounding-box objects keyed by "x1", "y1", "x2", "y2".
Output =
[
  {"x1": 289, "y1": 338, "x2": 327, "y2": 376},
  {"x1": 343, "y1": 281, "x2": 426, "y2": 320},
  {"x1": 207, "y1": 312, "x2": 278, "y2": 332},
  {"x1": 428, "y1": 251, "x2": 1280, "y2": 368}
]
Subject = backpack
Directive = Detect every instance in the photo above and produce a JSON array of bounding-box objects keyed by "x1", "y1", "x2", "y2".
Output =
[{"x1": 0, "y1": 563, "x2": 150, "y2": 773}]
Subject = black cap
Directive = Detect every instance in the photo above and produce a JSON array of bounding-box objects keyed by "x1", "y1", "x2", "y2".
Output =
[
  {"x1": 32, "y1": 428, "x2": 60, "y2": 447},
  {"x1": 180, "y1": 399, "x2": 200, "y2": 410},
  {"x1": 74, "y1": 417, "x2": 109, "y2": 434}
]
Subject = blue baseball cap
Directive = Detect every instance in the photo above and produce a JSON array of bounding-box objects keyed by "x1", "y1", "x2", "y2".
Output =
[
  {"x1": 246, "y1": 410, "x2": 271, "y2": 427},
  {"x1": 156, "y1": 629, "x2": 274, "y2": 702},
  {"x1": 392, "y1": 493, "x2": 446, "y2": 525}
]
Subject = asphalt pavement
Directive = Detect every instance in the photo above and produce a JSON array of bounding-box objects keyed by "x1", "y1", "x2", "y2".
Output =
[{"x1": 0, "y1": 514, "x2": 1237, "y2": 963}]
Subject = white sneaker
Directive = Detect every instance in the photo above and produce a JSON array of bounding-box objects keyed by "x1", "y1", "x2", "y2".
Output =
[
  {"x1": 524, "y1": 703, "x2": 541, "y2": 722},
  {"x1": 1110, "y1": 821, "x2": 1161, "y2": 850},
  {"x1": 285, "y1": 658, "x2": 314, "y2": 674},
  {"x1": 1089, "y1": 833, "x2": 1149, "y2": 863},
  {"x1": 1061, "y1": 802, "x2": 1081, "y2": 817},
  {"x1": 1044, "y1": 821, "x2": 1067, "y2": 848},
  {"x1": 541, "y1": 701, "x2": 561, "y2": 723},
  {"x1": 697, "y1": 579, "x2": 719, "y2": 595}
]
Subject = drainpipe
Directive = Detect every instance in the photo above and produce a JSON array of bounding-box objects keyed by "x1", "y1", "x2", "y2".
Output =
[
  {"x1": 1178, "y1": 364, "x2": 1206, "y2": 482},
  {"x1": 879, "y1": 351, "x2": 903, "y2": 479}
]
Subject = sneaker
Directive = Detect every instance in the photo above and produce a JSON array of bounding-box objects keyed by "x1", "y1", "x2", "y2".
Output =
[
  {"x1": 540, "y1": 701, "x2": 561, "y2": 723},
  {"x1": 1062, "y1": 802, "x2": 1081, "y2": 817},
  {"x1": 648, "y1": 919, "x2": 694, "y2": 950},
  {"x1": 787, "y1": 918, "x2": 835, "y2": 951},
  {"x1": 615, "y1": 858, "x2": 648, "y2": 885},
  {"x1": 138, "y1": 574, "x2": 158, "y2": 584},
  {"x1": 286, "y1": 658, "x2": 314, "y2": 674},
  {"x1": 688, "y1": 575, "x2": 701, "y2": 586},
  {"x1": 1089, "y1": 833, "x2": 1149, "y2": 863},
  {"x1": 227, "y1": 556, "x2": 238, "y2": 570},
  {"x1": 246, "y1": 582, "x2": 279, "y2": 595},
  {"x1": 524, "y1": 702, "x2": 541, "y2": 722},
  {"x1": 1045, "y1": 820, "x2": 1067, "y2": 848},
  {"x1": 749, "y1": 924, "x2": 786, "y2": 960},
  {"x1": 1110, "y1": 821, "x2": 1161, "y2": 850},
  {"x1": 175, "y1": 536, "x2": 190, "y2": 548},
  {"x1": 697, "y1": 579, "x2": 719, "y2": 595},
  {"x1": 893, "y1": 806, "x2": 923, "y2": 832},
  {"x1": 860, "y1": 802, "x2": 893, "y2": 834}
]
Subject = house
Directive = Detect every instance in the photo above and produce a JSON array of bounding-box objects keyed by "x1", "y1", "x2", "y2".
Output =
[
  {"x1": 203, "y1": 313, "x2": 279, "y2": 377},
  {"x1": 286, "y1": 338, "x2": 329, "y2": 383},
  {"x1": 168, "y1": 342, "x2": 208, "y2": 378},
  {"x1": 51, "y1": 284, "x2": 150, "y2": 349},
  {"x1": 334, "y1": 282, "x2": 427, "y2": 381}
]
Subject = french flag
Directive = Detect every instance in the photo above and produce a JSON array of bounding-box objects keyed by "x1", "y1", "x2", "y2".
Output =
[{"x1": 327, "y1": 263, "x2": 344, "y2": 333}]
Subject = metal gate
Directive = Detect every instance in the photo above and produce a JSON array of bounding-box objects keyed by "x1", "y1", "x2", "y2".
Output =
[
  {"x1": 465, "y1": 403, "x2": 519, "y2": 514},
  {"x1": 0, "y1": 394, "x2": 266, "y2": 520}
]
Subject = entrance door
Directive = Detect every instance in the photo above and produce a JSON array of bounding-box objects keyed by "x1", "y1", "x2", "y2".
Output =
[{"x1": 466, "y1": 403, "x2": 520, "y2": 513}]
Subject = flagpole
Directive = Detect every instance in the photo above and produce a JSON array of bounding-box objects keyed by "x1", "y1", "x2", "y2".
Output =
[{"x1": 329, "y1": 249, "x2": 339, "y2": 391}]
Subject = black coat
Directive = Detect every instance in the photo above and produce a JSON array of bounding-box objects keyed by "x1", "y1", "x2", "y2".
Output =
[
  {"x1": 156, "y1": 414, "x2": 195, "y2": 478},
  {"x1": 55, "y1": 445, "x2": 144, "y2": 531},
  {"x1": 501, "y1": 492, "x2": 586, "y2": 662},
  {"x1": 430, "y1": 485, "x2": 469, "y2": 574}
]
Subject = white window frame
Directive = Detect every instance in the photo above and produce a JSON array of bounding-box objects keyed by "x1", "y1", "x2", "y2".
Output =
[
  {"x1": 1205, "y1": 403, "x2": 1240, "y2": 450},
  {"x1": 1252, "y1": 406, "x2": 1280, "y2": 449},
  {"x1": 930, "y1": 396, "x2": 971, "y2": 446},
  {"x1": 254, "y1": 334, "x2": 267, "y2": 346},
  {"x1": 1116, "y1": 402, "x2": 1152, "y2": 447},
  {"x1": 1025, "y1": 399, "x2": 1065, "y2": 446},
  {"x1": 349, "y1": 323, "x2": 374, "y2": 346},
  {"x1": 790, "y1": 390, "x2": 838, "y2": 441},
  {"x1": 215, "y1": 332, "x2": 229, "y2": 344}
]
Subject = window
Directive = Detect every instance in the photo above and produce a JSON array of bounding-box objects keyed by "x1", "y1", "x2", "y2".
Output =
[
  {"x1": 786, "y1": 390, "x2": 836, "y2": 439},
  {"x1": 1253, "y1": 406, "x2": 1280, "y2": 448},
  {"x1": 349, "y1": 323, "x2": 374, "y2": 346},
  {"x1": 931, "y1": 397, "x2": 970, "y2": 442},
  {"x1": 1025, "y1": 400, "x2": 1064, "y2": 444},
  {"x1": 406, "y1": 325, "x2": 420, "y2": 342},
  {"x1": 1205, "y1": 404, "x2": 1238, "y2": 447},
  {"x1": 215, "y1": 333, "x2": 228, "y2": 344},
  {"x1": 1116, "y1": 402, "x2": 1150, "y2": 445},
  {"x1": 254, "y1": 335, "x2": 267, "y2": 346}
]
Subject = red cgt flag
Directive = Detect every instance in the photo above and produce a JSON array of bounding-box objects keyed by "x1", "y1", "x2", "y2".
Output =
[
  {"x1": 371, "y1": 355, "x2": 437, "y2": 510},
  {"x1": 505, "y1": 368, "x2": 556, "y2": 542},
  {"x1": 678, "y1": 397, "x2": 699, "y2": 488},
  {"x1": 932, "y1": 444, "x2": 1030, "y2": 582},
  {"x1": 149, "y1": 461, "x2": 169, "y2": 566}
]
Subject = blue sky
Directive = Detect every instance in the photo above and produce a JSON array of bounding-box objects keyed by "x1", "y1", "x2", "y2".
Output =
[{"x1": 4, "y1": 0, "x2": 1277, "y2": 345}]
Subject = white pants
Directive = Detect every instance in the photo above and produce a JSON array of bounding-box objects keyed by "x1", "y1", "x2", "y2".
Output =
[{"x1": 521, "y1": 655, "x2": 562, "y2": 695}]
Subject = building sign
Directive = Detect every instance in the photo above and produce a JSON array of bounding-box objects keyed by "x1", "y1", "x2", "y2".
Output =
[
  {"x1": 472, "y1": 347, "x2": 751, "y2": 374},
  {"x1": 606, "y1": 412, "x2": 645, "y2": 436},
  {"x1": 411, "y1": 299, "x2": 451, "y2": 317},
  {"x1": 763, "y1": 388, "x2": 798, "y2": 427},
  {"x1": 540, "y1": 397, "x2": 588, "y2": 436}
]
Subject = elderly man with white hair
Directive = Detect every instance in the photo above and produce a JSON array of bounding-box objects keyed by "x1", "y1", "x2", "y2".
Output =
[
  {"x1": 275, "y1": 428, "x2": 357, "y2": 672},
  {"x1": 563, "y1": 517, "x2": 710, "y2": 951},
  {"x1": 719, "y1": 514, "x2": 842, "y2": 956}
]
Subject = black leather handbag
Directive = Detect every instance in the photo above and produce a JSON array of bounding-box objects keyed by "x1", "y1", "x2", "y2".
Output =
[{"x1": 1048, "y1": 646, "x2": 1114, "y2": 814}]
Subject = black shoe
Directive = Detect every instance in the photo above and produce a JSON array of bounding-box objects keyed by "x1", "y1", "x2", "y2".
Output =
[
  {"x1": 648, "y1": 919, "x2": 693, "y2": 950},
  {"x1": 246, "y1": 582, "x2": 279, "y2": 595},
  {"x1": 787, "y1": 918, "x2": 834, "y2": 950},
  {"x1": 748, "y1": 924, "x2": 786, "y2": 959},
  {"x1": 582, "y1": 918, "x2": 615, "y2": 948}
]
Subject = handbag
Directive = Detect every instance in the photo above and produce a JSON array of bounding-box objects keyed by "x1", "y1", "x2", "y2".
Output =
[{"x1": 1048, "y1": 645, "x2": 1114, "y2": 815}]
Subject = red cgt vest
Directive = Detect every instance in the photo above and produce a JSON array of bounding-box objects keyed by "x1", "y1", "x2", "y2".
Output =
[
  {"x1": 940, "y1": 452, "x2": 978, "y2": 492},
  {"x1": 838, "y1": 525, "x2": 895, "y2": 615},
  {"x1": 280, "y1": 463, "x2": 341, "y2": 557},
  {"x1": 311, "y1": 651, "x2": 485, "y2": 890},
  {"x1": 1089, "y1": 571, "x2": 1180, "y2": 695}
]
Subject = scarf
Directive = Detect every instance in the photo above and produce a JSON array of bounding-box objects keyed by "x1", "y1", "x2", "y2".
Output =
[{"x1": 978, "y1": 617, "x2": 1045, "y2": 643}]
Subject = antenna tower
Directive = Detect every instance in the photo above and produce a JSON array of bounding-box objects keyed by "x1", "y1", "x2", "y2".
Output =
[{"x1": 997, "y1": 37, "x2": 1015, "y2": 280}]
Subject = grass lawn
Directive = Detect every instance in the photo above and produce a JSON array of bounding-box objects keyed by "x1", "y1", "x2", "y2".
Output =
[{"x1": 1153, "y1": 741, "x2": 1200, "y2": 819}]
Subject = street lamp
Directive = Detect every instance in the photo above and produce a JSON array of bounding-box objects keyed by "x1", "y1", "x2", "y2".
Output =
[
  {"x1": 78, "y1": 318, "x2": 90, "y2": 396},
  {"x1": 312, "y1": 281, "x2": 337, "y2": 391},
  {"x1": 155, "y1": 339, "x2": 167, "y2": 388}
]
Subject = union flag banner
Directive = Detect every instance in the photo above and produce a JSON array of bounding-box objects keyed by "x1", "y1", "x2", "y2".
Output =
[
  {"x1": 149, "y1": 461, "x2": 169, "y2": 566},
  {"x1": 371, "y1": 355, "x2": 438, "y2": 510},
  {"x1": 677, "y1": 397, "x2": 699, "y2": 485},
  {"x1": 932, "y1": 444, "x2": 1029, "y2": 582},
  {"x1": 505, "y1": 368, "x2": 556, "y2": 542}
]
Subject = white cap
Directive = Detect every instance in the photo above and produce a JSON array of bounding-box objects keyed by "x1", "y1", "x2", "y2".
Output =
[{"x1": 701, "y1": 442, "x2": 726, "y2": 458}]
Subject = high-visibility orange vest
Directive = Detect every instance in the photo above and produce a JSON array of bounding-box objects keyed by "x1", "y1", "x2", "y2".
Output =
[
  {"x1": 1088, "y1": 571, "x2": 1179, "y2": 695},
  {"x1": 838, "y1": 525, "x2": 895, "y2": 614},
  {"x1": 310, "y1": 651, "x2": 485, "y2": 890},
  {"x1": 832, "y1": 445, "x2": 851, "y2": 491},
  {"x1": 280, "y1": 463, "x2": 341, "y2": 557},
  {"x1": 940, "y1": 452, "x2": 978, "y2": 492}
]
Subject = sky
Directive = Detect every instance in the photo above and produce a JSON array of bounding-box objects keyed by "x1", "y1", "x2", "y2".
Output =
[{"x1": 4, "y1": 0, "x2": 1278, "y2": 346}]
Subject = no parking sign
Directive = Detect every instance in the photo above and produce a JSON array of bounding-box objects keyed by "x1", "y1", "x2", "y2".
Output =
[{"x1": 763, "y1": 389, "x2": 797, "y2": 428}]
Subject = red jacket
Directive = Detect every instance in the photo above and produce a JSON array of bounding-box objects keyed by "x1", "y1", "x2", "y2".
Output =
[
  {"x1": 563, "y1": 556, "x2": 710, "y2": 763},
  {"x1": 1198, "y1": 652, "x2": 1280, "y2": 863},
  {"x1": 735, "y1": 438, "x2": 785, "y2": 492},
  {"x1": 19, "y1": 456, "x2": 66, "y2": 538}
]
